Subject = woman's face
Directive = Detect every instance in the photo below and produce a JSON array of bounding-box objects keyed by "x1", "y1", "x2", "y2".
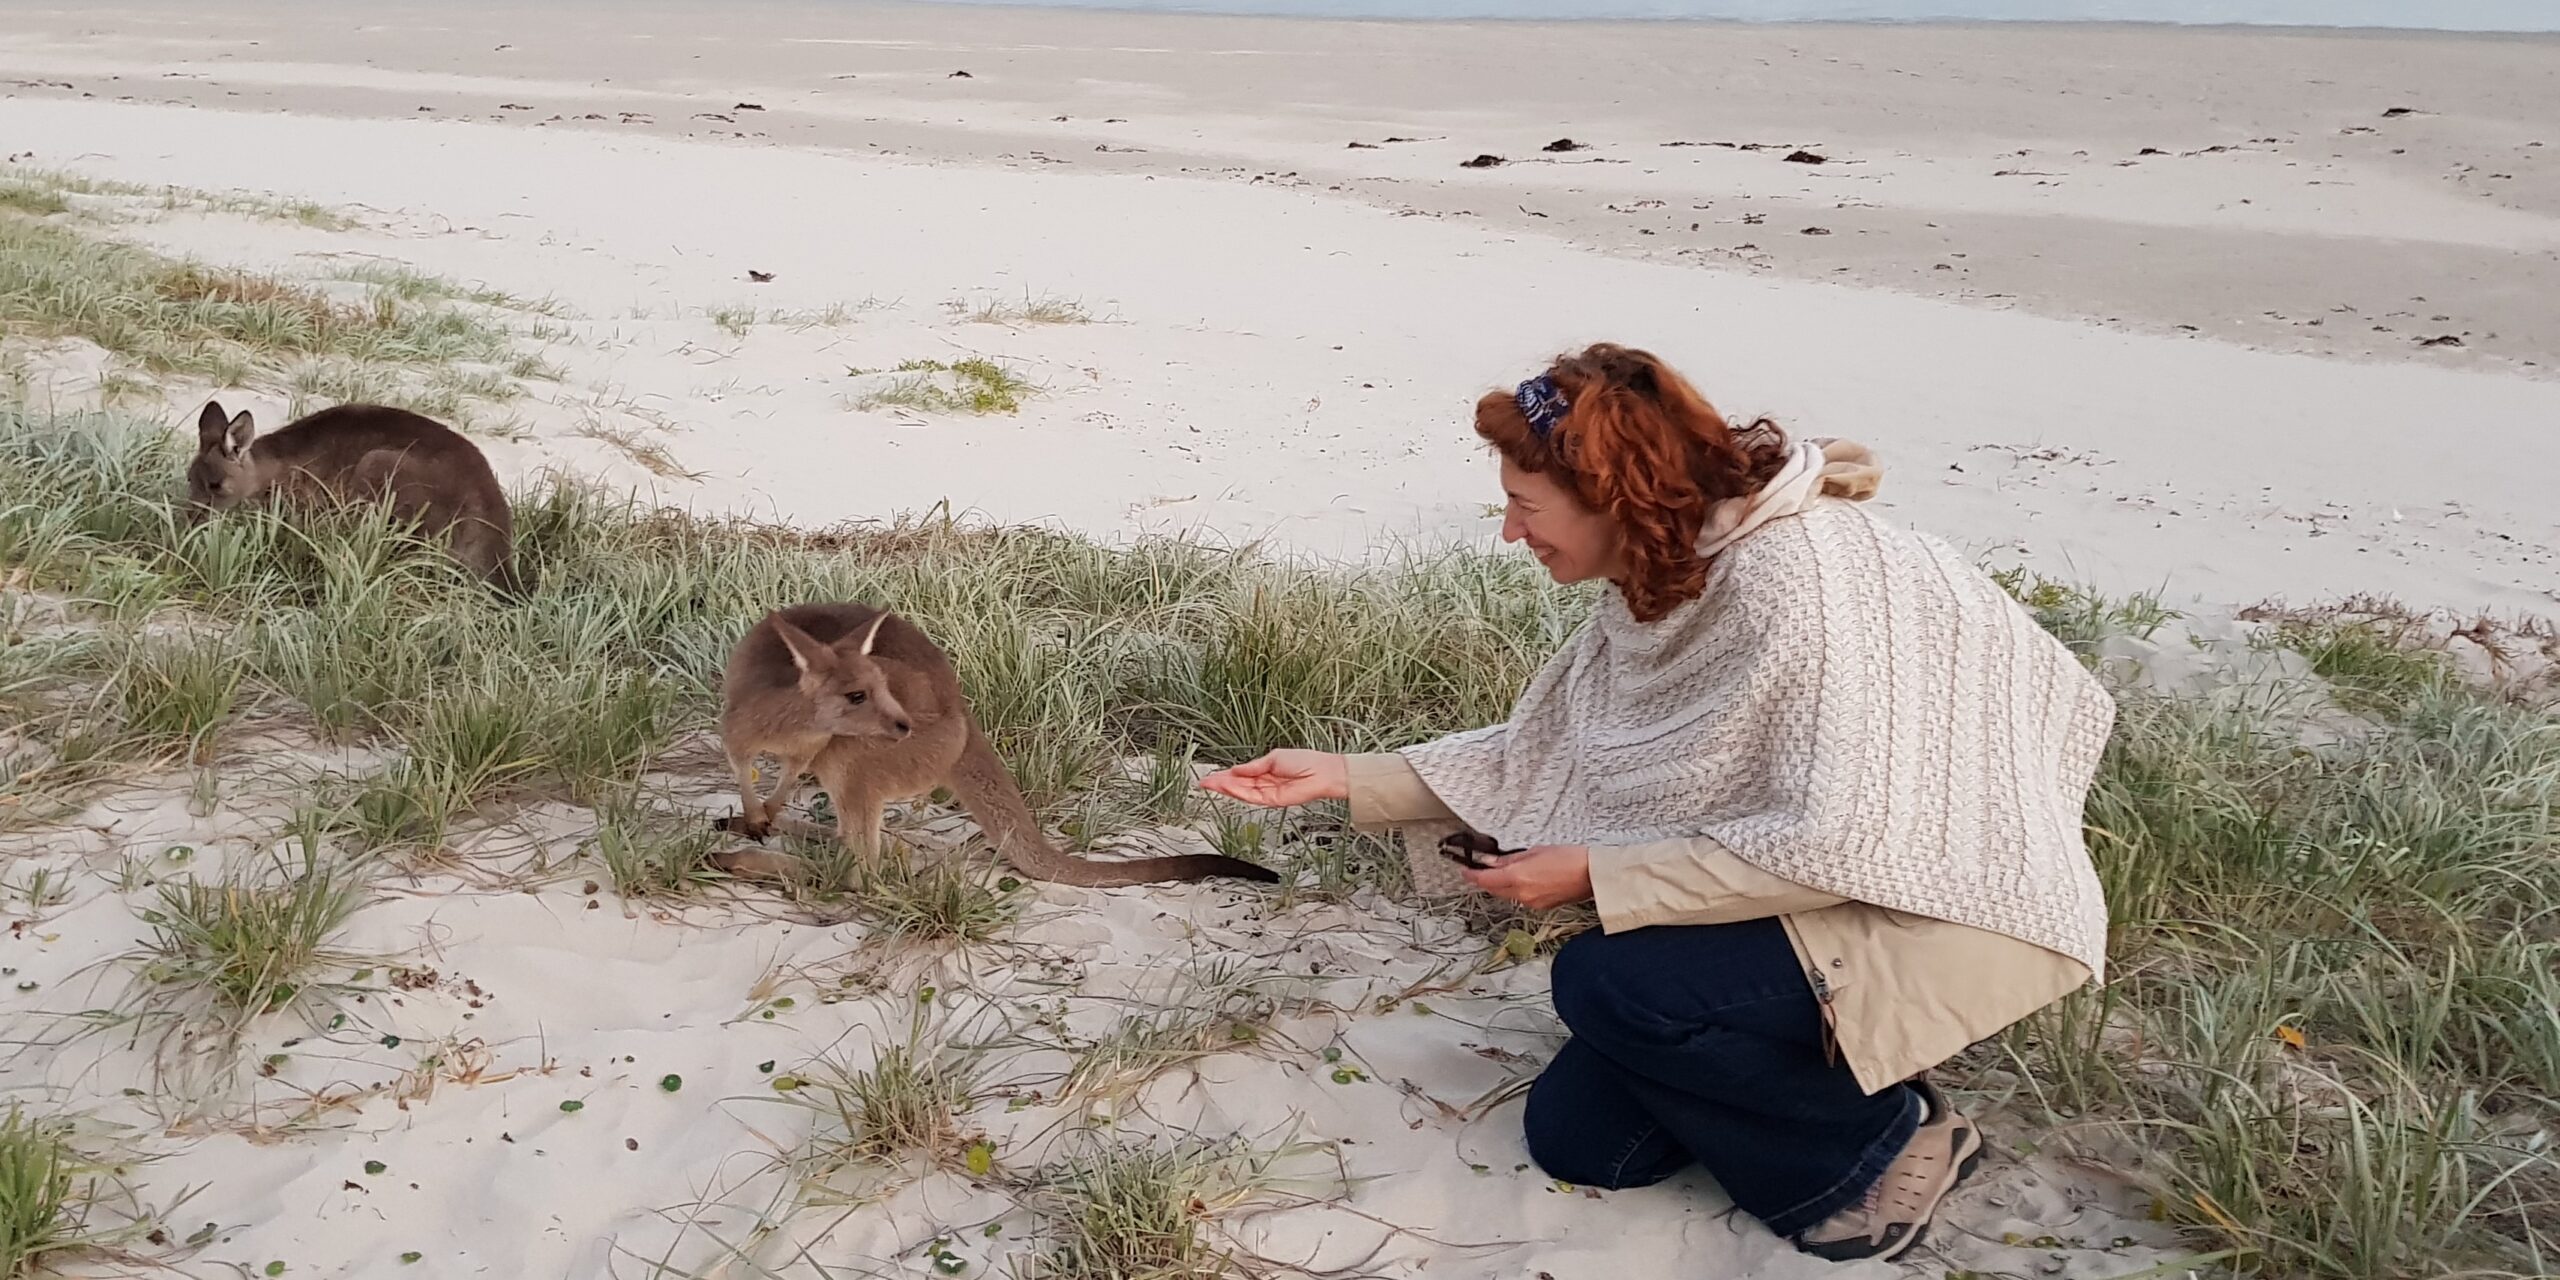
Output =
[{"x1": 1499, "y1": 456, "x2": 1625, "y2": 586}]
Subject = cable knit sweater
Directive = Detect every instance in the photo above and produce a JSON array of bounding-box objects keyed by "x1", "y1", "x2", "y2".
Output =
[{"x1": 1398, "y1": 464, "x2": 2116, "y2": 976}]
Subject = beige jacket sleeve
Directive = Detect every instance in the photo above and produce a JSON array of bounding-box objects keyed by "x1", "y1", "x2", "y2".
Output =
[
  {"x1": 1590, "y1": 837, "x2": 1852, "y2": 934},
  {"x1": 1344, "y1": 752, "x2": 1457, "y2": 826}
]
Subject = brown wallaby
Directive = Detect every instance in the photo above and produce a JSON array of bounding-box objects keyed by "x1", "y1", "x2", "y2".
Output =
[
  {"x1": 715, "y1": 602, "x2": 1280, "y2": 888},
  {"x1": 185, "y1": 400, "x2": 525, "y2": 592}
]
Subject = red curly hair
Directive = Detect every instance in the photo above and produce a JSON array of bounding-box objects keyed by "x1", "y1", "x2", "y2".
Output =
[{"x1": 1477, "y1": 343, "x2": 1791, "y2": 623}]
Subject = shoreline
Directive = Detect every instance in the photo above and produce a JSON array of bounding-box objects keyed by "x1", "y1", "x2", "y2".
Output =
[
  {"x1": 885, "y1": 7, "x2": 2560, "y2": 38},
  {"x1": 8, "y1": 3, "x2": 2555, "y2": 378}
]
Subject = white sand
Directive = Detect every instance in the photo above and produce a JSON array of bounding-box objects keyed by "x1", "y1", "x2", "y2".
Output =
[
  {"x1": 7, "y1": 89, "x2": 2559, "y2": 616},
  {"x1": 0, "y1": 4, "x2": 2552, "y2": 1277}
]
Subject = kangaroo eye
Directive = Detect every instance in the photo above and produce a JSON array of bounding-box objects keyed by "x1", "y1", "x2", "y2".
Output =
[{"x1": 845, "y1": 691, "x2": 867, "y2": 705}]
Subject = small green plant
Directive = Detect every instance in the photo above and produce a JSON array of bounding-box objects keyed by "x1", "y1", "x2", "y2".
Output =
[
  {"x1": 1021, "y1": 1135, "x2": 1297, "y2": 1280},
  {"x1": 589, "y1": 797, "x2": 724, "y2": 897},
  {"x1": 797, "y1": 1023, "x2": 984, "y2": 1168},
  {"x1": 1200, "y1": 807, "x2": 1269, "y2": 864},
  {"x1": 1988, "y1": 566, "x2": 2178, "y2": 656},
  {"x1": 110, "y1": 631, "x2": 244, "y2": 759},
  {"x1": 952, "y1": 292, "x2": 1092, "y2": 326},
  {"x1": 847, "y1": 852, "x2": 1024, "y2": 944},
  {"x1": 131, "y1": 847, "x2": 370, "y2": 1017},
  {"x1": 5, "y1": 867, "x2": 70, "y2": 912},
  {"x1": 850, "y1": 358, "x2": 1034, "y2": 415},
  {"x1": 2269, "y1": 615, "x2": 2451, "y2": 718},
  {"x1": 1126, "y1": 741, "x2": 1199, "y2": 825},
  {"x1": 0, "y1": 1107, "x2": 81, "y2": 1274}
]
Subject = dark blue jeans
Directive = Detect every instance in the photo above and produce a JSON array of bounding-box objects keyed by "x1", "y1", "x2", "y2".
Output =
[{"x1": 1523, "y1": 917, "x2": 1920, "y2": 1238}]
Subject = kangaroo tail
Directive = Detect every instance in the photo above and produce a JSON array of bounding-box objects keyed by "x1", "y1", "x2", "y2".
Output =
[{"x1": 946, "y1": 723, "x2": 1279, "y2": 887}]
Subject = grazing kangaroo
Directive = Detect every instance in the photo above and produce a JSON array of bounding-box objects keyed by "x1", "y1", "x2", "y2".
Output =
[
  {"x1": 185, "y1": 400, "x2": 524, "y2": 591},
  {"x1": 716, "y1": 603, "x2": 1280, "y2": 888}
]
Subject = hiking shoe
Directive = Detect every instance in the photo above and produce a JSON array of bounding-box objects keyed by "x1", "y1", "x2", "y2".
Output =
[{"x1": 1795, "y1": 1081, "x2": 1985, "y2": 1263}]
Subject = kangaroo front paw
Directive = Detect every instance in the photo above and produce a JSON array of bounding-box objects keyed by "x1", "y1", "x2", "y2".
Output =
[{"x1": 713, "y1": 812, "x2": 771, "y2": 842}]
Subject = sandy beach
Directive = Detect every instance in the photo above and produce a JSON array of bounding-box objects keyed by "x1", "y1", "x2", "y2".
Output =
[
  {"x1": 2, "y1": 0, "x2": 2557, "y2": 613},
  {"x1": 2, "y1": 4, "x2": 2556, "y2": 1279}
]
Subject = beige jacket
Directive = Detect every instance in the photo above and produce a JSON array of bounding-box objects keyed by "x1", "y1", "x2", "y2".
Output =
[{"x1": 1348, "y1": 753, "x2": 2090, "y2": 1094}]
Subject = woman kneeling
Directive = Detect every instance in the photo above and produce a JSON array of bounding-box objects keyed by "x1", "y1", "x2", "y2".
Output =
[{"x1": 1203, "y1": 342, "x2": 2114, "y2": 1262}]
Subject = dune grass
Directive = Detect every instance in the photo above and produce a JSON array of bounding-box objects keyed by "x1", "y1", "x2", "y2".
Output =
[
  {"x1": 130, "y1": 844, "x2": 372, "y2": 1019},
  {"x1": 0, "y1": 213, "x2": 511, "y2": 377},
  {"x1": 1, "y1": 397, "x2": 2555, "y2": 1278},
  {"x1": 0, "y1": 184, "x2": 69, "y2": 219},
  {"x1": 849, "y1": 357, "x2": 1037, "y2": 415},
  {"x1": 1, "y1": 164, "x2": 357, "y2": 232},
  {"x1": 0, "y1": 1108, "x2": 106, "y2": 1277},
  {"x1": 847, "y1": 854, "x2": 1027, "y2": 942},
  {"x1": 1986, "y1": 602, "x2": 2560, "y2": 1277},
  {"x1": 1019, "y1": 1134, "x2": 1304, "y2": 1280},
  {"x1": 0, "y1": 1108, "x2": 79, "y2": 1277},
  {"x1": 950, "y1": 292, "x2": 1094, "y2": 326},
  {"x1": 794, "y1": 1004, "x2": 987, "y2": 1172},
  {"x1": 0, "y1": 196, "x2": 548, "y2": 428},
  {"x1": 1061, "y1": 957, "x2": 1304, "y2": 1106},
  {"x1": 0, "y1": 1104, "x2": 187, "y2": 1277}
]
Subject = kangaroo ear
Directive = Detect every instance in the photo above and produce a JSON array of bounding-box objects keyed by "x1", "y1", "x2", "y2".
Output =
[
  {"x1": 857, "y1": 611, "x2": 891, "y2": 657},
  {"x1": 196, "y1": 401, "x2": 230, "y2": 448},
  {"x1": 225, "y1": 410, "x2": 255, "y2": 457},
  {"x1": 771, "y1": 616, "x2": 835, "y2": 676}
]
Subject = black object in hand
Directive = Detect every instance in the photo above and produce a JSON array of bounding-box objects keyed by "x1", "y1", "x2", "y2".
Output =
[{"x1": 1438, "y1": 830, "x2": 1517, "y2": 870}]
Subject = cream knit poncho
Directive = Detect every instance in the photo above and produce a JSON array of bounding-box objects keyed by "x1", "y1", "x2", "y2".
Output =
[{"x1": 1399, "y1": 441, "x2": 2117, "y2": 975}]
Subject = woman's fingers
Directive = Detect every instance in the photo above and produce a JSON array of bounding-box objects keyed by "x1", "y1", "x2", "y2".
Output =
[
  {"x1": 1199, "y1": 754, "x2": 1298, "y2": 806},
  {"x1": 1462, "y1": 846, "x2": 1591, "y2": 910},
  {"x1": 1200, "y1": 750, "x2": 1349, "y2": 807},
  {"x1": 1196, "y1": 755, "x2": 1269, "y2": 794}
]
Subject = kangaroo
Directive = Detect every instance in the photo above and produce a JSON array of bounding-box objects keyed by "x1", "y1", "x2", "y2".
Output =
[
  {"x1": 185, "y1": 400, "x2": 525, "y2": 591},
  {"x1": 715, "y1": 602, "x2": 1280, "y2": 888}
]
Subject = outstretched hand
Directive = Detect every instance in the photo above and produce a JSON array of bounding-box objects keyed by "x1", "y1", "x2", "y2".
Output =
[
  {"x1": 1464, "y1": 844, "x2": 1594, "y2": 910},
  {"x1": 1197, "y1": 749, "x2": 1348, "y2": 809}
]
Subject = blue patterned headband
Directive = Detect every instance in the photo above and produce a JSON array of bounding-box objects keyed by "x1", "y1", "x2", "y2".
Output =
[{"x1": 1514, "y1": 374, "x2": 1571, "y2": 440}]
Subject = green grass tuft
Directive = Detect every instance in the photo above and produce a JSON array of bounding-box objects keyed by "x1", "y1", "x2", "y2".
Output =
[
  {"x1": 952, "y1": 292, "x2": 1094, "y2": 326},
  {"x1": 134, "y1": 848, "x2": 369, "y2": 1016},
  {"x1": 796, "y1": 1010, "x2": 985, "y2": 1170},
  {"x1": 1022, "y1": 1135, "x2": 1299, "y2": 1280},
  {"x1": 850, "y1": 357, "x2": 1035, "y2": 415},
  {"x1": 0, "y1": 1108, "x2": 83, "y2": 1275},
  {"x1": 0, "y1": 183, "x2": 70, "y2": 218}
]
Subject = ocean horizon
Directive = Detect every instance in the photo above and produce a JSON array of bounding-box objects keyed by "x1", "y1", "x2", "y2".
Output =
[{"x1": 904, "y1": 0, "x2": 2560, "y2": 32}]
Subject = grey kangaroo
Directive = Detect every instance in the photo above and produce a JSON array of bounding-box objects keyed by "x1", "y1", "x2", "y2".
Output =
[
  {"x1": 185, "y1": 400, "x2": 523, "y2": 591},
  {"x1": 716, "y1": 602, "x2": 1280, "y2": 888}
]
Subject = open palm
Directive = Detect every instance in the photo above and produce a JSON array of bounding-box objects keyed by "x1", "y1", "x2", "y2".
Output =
[{"x1": 1197, "y1": 749, "x2": 1347, "y2": 808}]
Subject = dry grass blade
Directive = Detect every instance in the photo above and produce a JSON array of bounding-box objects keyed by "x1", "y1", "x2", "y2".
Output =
[{"x1": 1062, "y1": 957, "x2": 1306, "y2": 1105}]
